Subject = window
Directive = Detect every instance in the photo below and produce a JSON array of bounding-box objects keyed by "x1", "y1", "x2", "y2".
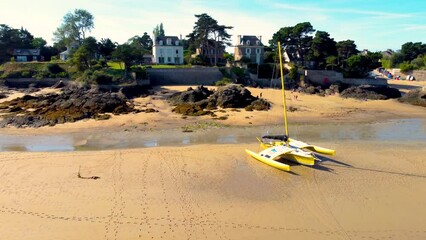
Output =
[
  {"x1": 246, "y1": 40, "x2": 250, "y2": 45},
  {"x1": 245, "y1": 48, "x2": 252, "y2": 55},
  {"x1": 167, "y1": 38, "x2": 171, "y2": 45},
  {"x1": 175, "y1": 40, "x2": 179, "y2": 46},
  {"x1": 16, "y1": 56, "x2": 27, "y2": 62},
  {"x1": 32, "y1": 56, "x2": 37, "y2": 61},
  {"x1": 256, "y1": 48, "x2": 261, "y2": 54},
  {"x1": 256, "y1": 40, "x2": 260, "y2": 45},
  {"x1": 167, "y1": 57, "x2": 171, "y2": 62},
  {"x1": 158, "y1": 57, "x2": 164, "y2": 63},
  {"x1": 159, "y1": 40, "x2": 163, "y2": 45},
  {"x1": 176, "y1": 49, "x2": 179, "y2": 54},
  {"x1": 175, "y1": 57, "x2": 180, "y2": 64}
]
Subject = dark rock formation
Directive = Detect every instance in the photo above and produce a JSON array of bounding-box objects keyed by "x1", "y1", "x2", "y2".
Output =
[
  {"x1": 168, "y1": 86, "x2": 213, "y2": 105},
  {"x1": 169, "y1": 84, "x2": 270, "y2": 116},
  {"x1": 399, "y1": 89, "x2": 426, "y2": 107},
  {"x1": 340, "y1": 85, "x2": 401, "y2": 100},
  {"x1": 0, "y1": 86, "x2": 138, "y2": 128},
  {"x1": 210, "y1": 84, "x2": 256, "y2": 108}
]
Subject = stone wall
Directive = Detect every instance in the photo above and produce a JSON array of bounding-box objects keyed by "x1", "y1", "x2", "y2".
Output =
[
  {"x1": 147, "y1": 68, "x2": 223, "y2": 86},
  {"x1": 304, "y1": 70, "x2": 387, "y2": 86},
  {"x1": 3, "y1": 78, "x2": 68, "y2": 88}
]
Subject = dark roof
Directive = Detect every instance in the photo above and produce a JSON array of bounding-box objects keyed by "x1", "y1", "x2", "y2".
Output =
[
  {"x1": 283, "y1": 45, "x2": 302, "y2": 61},
  {"x1": 155, "y1": 36, "x2": 181, "y2": 45},
  {"x1": 13, "y1": 49, "x2": 40, "y2": 56},
  {"x1": 239, "y1": 35, "x2": 263, "y2": 46}
]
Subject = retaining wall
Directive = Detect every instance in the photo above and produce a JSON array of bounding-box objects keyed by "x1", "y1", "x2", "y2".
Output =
[
  {"x1": 147, "y1": 68, "x2": 223, "y2": 86},
  {"x1": 3, "y1": 78, "x2": 68, "y2": 88},
  {"x1": 305, "y1": 70, "x2": 387, "y2": 86}
]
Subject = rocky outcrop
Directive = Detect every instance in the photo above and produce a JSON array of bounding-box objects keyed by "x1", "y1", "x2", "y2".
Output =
[
  {"x1": 169, "y1": 84, "x2": 270, "y2": 116},
  {"x1": 340, "y1": 85, "x2": 401, "y2": 100},
  {"x1": 399, "y1": 89, "x2": 426, "y2": 107},
  {"x1": 0, "y1": 86, "x2": 139, "y2": 128}
]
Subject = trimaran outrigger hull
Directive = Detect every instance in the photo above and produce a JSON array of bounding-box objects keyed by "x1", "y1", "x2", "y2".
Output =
[
  {"x1": 259, "y1": 138, "x2": 336, "y2": 156},
  {"x1": 245, "y1": 41, "x2": 335, "y2": 171}
]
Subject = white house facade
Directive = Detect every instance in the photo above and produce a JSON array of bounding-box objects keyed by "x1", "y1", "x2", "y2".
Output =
[{"x1": 152, "y1": 36, "x2": 184, "y2": 64}]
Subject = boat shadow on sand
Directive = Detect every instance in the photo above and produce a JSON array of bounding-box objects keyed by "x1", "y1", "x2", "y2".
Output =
[{"x1": 312, "y1": 155, "x2": 426, "y2": 179}]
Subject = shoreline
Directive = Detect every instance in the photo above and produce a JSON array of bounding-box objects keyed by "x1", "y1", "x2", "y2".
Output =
[{"x1": 1, "y1": 85, "x2": 425, "y2": 136}]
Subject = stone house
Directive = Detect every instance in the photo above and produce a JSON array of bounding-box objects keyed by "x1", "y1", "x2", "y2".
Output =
[
  {"x1": 234, "y1": 35, "x2": 264, "y2": 64},
  {"x1": 13, "y1": 49, "x2": 41, "y2": 62},
  {"x1": 194, "y1": 40, "x2": 226, "y2": 66},
  {"x1": 152, "y1": 36, "x2": 184, "y2": 64}
]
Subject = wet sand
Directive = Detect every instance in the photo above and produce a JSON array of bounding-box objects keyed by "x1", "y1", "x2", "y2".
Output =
[{"x1": 1, "y1": 141, "x2": 426, "y2": 239}]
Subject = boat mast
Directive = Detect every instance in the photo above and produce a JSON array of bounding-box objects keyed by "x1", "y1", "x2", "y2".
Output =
[{"x1": 278, "y1": 42, "x2": 290, "y2": 141}]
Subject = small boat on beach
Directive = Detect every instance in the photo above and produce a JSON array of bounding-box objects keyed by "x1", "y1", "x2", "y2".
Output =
[{"x1": 245, "y1": 42, "x2": 335, "y2": 171}]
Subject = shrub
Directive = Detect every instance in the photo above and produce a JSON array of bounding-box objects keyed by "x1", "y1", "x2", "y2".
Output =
[
  {"x1": 21, "y1": 71, "x2": 32, "y2": 78},
  {"x1": 231, "y1": 67, "x2": 245, "y2": 78},
  {"x1": 93, "y1": 71, "x2": 113, "y2": 85},
  {"x1": 215, "y1": 77, "x2": 233, "y2": 86},
  {"x1": 47, "y1": 63, "x2": 65, "y2": 74},
  {"x1": 33, "y1": 71, "x2": 50, "y2": 80},
  {"x1": 130, "y1": 66, "x2": 148, "y2": 79},
  {"x1": 4, "y1": 71, "x2": 21, "y2": 78},
  {"x1": 219, "y1": 67, "x2": 231, "y2": 78},
  {"x1": 57, "y1": 72, "x2": 68, "y2": 78},
  {"x1": 399, "y1": 62, "x2": 415, "y2": 73}
]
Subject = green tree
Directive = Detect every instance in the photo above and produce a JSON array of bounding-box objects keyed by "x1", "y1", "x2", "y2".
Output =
[
  {"x1": 271, "y1": 22, "x2": 314, "y2": 66},
  {"x1": 112, "y1": 43, "x2": 141, "y2": 77},
  {"x1": 69, "y1": 36, "x2": 98, "y2": 71},
  {"x1": 152, "y1": 23, "x2": 165, "y2": 39},
  {"x1": 400, "y1": 42, "x2": 426, "y2": 62},
  {"x1": 31, "y1": 37, "x2": 47, "y2": 49},
  {"x1": 343, "y1": 54, "x2": 379, "y2": 78},
  {"x1": 336, "y1": 40, "x2": 358, "y2": 67},
  {"x1": 381, "y1": 56, "x2": 392, "y2": 69},
  {"x1": 0, "y1": 25, "x2": 34, "y2": 62},
  {"x1": 326, "y1": 56, "x2": 338, "y2": 70},
  {"x1": 53, "y1": 9, "x2": 94, "y2": 46},
  {"x1": 308, "y1": 31, "x2": 337, "y2": 69},
  {"x1": 187, "y1": 13, "x2": 233, "y2": 66},
  {"x1": 127, "y1": 32, "x2": 153, "y2": 55},
  {"x1": 98, "y1": 38, "x2": 117, "y2": 60}
]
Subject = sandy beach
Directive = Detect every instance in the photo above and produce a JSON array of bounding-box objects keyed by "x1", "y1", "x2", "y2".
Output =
[
  {"x1": 1, "y1": 82, "x2": 426, "y2": 239},
  {"x1": 0, "y1": 142, "x2": 426, "y2": 239}
]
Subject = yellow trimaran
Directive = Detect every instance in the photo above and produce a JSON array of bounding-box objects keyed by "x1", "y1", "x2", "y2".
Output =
[{"x1": 245, "y1": 42, "x2": 335, "y2": 172}]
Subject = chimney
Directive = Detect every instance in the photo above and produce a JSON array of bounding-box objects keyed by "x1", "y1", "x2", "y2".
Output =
[
  {"x1": 180, "y1": 34, "x2": 182, "y2": 40},
  {"x1": 237, "y1": 35, "x2": 241, "y2": 45},
  {"x1": 258, "y1": 35, "x2": 262, "y2": 43}
]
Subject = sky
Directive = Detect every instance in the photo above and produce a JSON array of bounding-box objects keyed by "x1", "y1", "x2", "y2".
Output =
[{"x1": 1, "y1": 0, "x2": 425, "y2": 52}]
